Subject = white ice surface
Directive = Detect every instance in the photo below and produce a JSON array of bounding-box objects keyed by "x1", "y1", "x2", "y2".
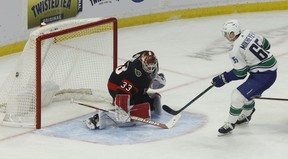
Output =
[{"x1": 1, "y1": 10, "x2": 288, "y2": 159}]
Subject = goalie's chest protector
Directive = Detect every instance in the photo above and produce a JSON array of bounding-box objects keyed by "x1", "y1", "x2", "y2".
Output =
[
  {"x1": 108, "y1": 60, "x2": 151, "y2": 95},
  {"x1": 127, "y1": 60, "x2": 151, "y2": 93}
]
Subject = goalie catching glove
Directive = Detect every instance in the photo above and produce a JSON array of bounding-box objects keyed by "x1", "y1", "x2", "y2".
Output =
[{"x1": 150, "y1": 73, "x2": 166, "y2": 89}]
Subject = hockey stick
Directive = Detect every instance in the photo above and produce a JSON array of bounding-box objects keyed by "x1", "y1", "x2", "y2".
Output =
[
  {"x1": 255, "y1": 97, "x2": 288, "y2": 101},
  {"x1": 162, "y1": 84, "x2": 214, "y2": 115},
  {"x1": 71, "y1": 99, "x2": 181, "y2": 129}
]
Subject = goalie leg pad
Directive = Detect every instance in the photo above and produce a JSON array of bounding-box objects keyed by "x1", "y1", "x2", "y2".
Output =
[
  {"x1": 152, "y1": 93, "x2": 161, "y2": 115},
  {"x1": 148, "y1": 93, "x2": 162, "y2": 115},
  {"x1": 130, "y1": 103, "x2": 151, "y2": 119},
  {"x1": 115, "y1": 94, "x2": 131, "y2": 122},
  {"x1": 115, "y1": 94, "x2": 151, "y2": 120},
  {"x1": 115, "y1": 94, "x2": 130, "y2": 113}
]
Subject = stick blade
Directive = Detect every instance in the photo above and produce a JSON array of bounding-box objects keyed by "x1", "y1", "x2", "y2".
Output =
[
  {"x1": 162, "y1": 105, "x2": 179, "y2": 115},
  {"x1": 166, "y1": 114, "x2": 181, "y2": 129}
]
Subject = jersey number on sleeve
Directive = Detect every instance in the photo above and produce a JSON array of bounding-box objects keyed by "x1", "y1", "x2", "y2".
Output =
[
  {"x1": 249, "y1": 39, "x2": 269, "y2": 60},
  {"x1": 115, "y1": 62, "x2": 129, "y2": 75}
]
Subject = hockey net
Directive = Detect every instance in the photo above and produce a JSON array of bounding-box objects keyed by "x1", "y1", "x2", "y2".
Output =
[{"x1": 0, "y1": 17, "x2": 117, "y2": 128}]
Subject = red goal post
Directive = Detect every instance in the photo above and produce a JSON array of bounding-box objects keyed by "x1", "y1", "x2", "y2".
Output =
[{"x1": 0, "y1": 17, "x2": 118, "y2": 129}]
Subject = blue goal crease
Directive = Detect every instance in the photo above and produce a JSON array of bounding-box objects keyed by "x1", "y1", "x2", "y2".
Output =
[{"x1": 34, "y1": 111, "x2": 206, "y2": 145}]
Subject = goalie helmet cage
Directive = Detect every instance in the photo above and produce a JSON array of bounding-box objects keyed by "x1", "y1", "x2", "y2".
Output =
[{"x1": 0, "y1": 17, "x2": 118, "y2": 129}]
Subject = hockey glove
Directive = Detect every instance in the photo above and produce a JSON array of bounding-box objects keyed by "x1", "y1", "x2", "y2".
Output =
[
  {"x1": 212, "y1": 72, "x2": 230, "y2": 87},
  {"x1": 150, "y1": 73, "x2": 166, "y2": 89},
  {"x1": 158, "y1": 73, "x2": 165, "y2": 81}
]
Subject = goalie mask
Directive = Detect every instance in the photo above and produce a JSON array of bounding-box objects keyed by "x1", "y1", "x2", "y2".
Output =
[
  {"x1": 140, "y1": 51, "x2": 158, "y2": 74},
  {"x1": 222, "y1": 19, "x2": 241, "y2": 41}
]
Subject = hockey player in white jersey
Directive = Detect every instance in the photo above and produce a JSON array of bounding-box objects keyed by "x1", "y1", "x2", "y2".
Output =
[{"x1": 212, "y1": 19, "x2": 278, "y2": 135}]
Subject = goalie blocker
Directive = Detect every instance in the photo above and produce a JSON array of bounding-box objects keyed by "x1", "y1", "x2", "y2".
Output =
[{"x1": 85, "y1": 94, "x2": 151, "y2": 129}]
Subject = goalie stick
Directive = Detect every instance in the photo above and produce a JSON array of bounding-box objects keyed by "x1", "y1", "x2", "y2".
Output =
[
  {"x1": 71, "y1": 99, "x2": 181, "y2": 129},
  {"x1": 162, "y1": 84, "x2": 214, "y2": 115}
]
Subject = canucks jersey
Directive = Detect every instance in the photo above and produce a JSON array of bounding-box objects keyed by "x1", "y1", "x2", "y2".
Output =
[{"x1": 229, "y1": 29, "x2": 277, "y2": 78}]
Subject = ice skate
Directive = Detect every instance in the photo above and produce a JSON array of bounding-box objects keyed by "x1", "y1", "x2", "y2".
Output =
[
  {"x1": 85, "y1": 114, "x2": 100, "y2": 130},
  {"x1": 235, "y1": 108, "x2": 256, "y2": 125},
  {"x1": 218, "y1": 122, "x2": 235, "y2": 136}
]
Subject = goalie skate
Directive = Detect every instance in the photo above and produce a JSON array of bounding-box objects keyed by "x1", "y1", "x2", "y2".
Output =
[{"x1": 85, "y1": 114, "x2": 100, "y2": 130}]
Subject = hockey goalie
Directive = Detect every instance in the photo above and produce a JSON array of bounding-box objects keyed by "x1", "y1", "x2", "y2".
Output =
[{"x1": 85, "y1": 50, "x2": 167, "y2": 129}]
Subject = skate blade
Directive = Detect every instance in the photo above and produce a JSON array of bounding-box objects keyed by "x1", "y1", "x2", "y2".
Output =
[
  {"x1": 217, "y1": 131, "x2": 232, "y2": 137},
  {"x1": 236, "y1": 122, "x2": 249, "y2": 126}
]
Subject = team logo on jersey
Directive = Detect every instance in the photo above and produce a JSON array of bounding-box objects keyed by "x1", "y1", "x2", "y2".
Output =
[{"x1": 134, "y1": 68, "x2": 142, "y2": 77}]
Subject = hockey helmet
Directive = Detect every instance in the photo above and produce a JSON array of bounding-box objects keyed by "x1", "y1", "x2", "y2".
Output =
[
  {"x1": 222, "y1": 19, "x2": 241, "y2": 40},
  {"x1": 140, "y1": 50, "x2": 158, "y2": 74}
]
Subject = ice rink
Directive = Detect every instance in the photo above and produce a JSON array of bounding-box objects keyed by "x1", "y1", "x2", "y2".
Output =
[{"x1": 1, "y1": 10, "x2": 288, "y2": 159}]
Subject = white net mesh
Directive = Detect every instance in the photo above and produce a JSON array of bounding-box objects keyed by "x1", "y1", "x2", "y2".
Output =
[{"x1": 0, "y1": 18, "x2": 116, "y2": 127}]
